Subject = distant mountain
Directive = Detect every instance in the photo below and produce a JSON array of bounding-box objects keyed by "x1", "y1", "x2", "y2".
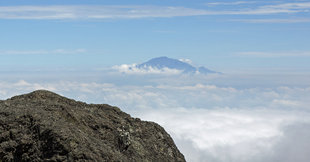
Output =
[{"x1": 137, "y1": 56, "x2": 218, "y2": 74}]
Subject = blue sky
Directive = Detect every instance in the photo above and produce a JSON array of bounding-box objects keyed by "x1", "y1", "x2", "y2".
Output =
[{"x1": 1, "y1": 0, "x2": 310, "y2": 72}]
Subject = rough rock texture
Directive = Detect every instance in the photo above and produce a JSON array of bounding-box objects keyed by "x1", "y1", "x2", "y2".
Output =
[{"x1": 0, "y1": 90, "x2": 185, "y2": 162}]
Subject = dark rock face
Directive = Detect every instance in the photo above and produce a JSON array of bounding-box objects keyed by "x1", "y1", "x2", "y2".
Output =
[{"x1": 0, "y1": 90, "x2": 185, "y2": 162}]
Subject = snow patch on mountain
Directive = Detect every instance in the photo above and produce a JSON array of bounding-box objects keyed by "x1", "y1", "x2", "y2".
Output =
[{"x1": 113, "y1": 56, "x2": 219, "y2": 75}]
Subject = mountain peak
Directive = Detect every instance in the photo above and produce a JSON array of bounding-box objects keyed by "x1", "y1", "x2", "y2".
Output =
[
  {"x1": 10, "y1": 90, "x2": 64, "y2": 101},
  {"x1": 137, "y1": 56, "x2": 218, "y2": 74},
  {"x1": 24, "y1": 90, "x2": 59, "y2": 98}
]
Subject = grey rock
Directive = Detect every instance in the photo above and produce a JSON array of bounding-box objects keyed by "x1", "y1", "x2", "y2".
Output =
[{"x1": 0, "y1": 90, "x2": 185, "y2": 162}]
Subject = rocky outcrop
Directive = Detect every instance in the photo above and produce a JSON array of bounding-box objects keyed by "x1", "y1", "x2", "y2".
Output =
[{"x1": 0, "y1": 90, "x2": 185, "y2": 162}]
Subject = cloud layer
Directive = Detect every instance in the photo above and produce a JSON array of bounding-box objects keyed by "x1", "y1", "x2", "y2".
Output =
[
  {"x1": 206, "y1": 1, "x2": 258, "y2": 6},
  {"x1": 1, "y1": 76, "x2": 310, "y2": 162},
  {"x1": 137, "y1": 108, "x2": 310, "y2": 162},
  {"x1": 232, "y1": 18, "x2": 310, "y2": 23},
  {"x1": 238, "y1": 51, "x2": 310, "y2": 57},
  {"x1": 112, "y1": 64, "x2": 183, "y2": 75},
  {"x1": 0, "y1": 2, "x2": 309, "y2": 20}
]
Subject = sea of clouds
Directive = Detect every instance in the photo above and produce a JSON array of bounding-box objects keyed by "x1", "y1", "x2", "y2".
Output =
[{"x1": 0, "y1": 71, "x2": 310, "y2": 162}]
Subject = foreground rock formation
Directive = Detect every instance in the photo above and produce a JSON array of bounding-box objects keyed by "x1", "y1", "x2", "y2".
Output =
[{"x1": 0, "y1": 90, "x2": 185, "y2": 162}]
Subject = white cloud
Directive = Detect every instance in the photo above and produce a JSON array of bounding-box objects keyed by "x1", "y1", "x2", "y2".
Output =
[
  {"x1": 272, "y1": 99, "x2": 302, "y2": 107},
  {"x1": 0, "y1": 5, "x2": 209, "y2": 20},
  {"x1": 237, "y1": 51, "x2": 310, "y2": 57},
  {"x1": 179, "y1": 58, "x2": 193, "y2": 65},
  {"x1": 1, "y1": 80, "x2": 310, "y2": 110},
  {"x1": 135, "y1": 108, "x2": 310, "y2": 162},
  {"x1": 112, "y1": 64, "x2": 182, "y2": 75},
  {"x1": 157, "y1": 84, "x2": 237, "y2": 92},
  {"x1": 232, "y1": 18, "x2": 310, "y2": 23},
  {"x1": 13, "y1": 80, "x2": 31, "y2": 86},
  {"x1": 0, "y1": 3, "x2": 309, "y2": 20},
  {"x1": 206, "y1": 1, "x2": 258, "y2": 6},
  {"x1": 0, "y1": 49, "x2": 86, "y2": 55},
  {"x1": 208, "y1": 2, "x2": 310, "y2": 15},
  {"x1": 263, "y1": 123, "x2": 310, "y2": 162},
  {"x1": 241, "y1": 2, "x2": 310, "y2": 14},
  {"x1": 265, "y1": 2, "x2": 310, "y2": 10}
]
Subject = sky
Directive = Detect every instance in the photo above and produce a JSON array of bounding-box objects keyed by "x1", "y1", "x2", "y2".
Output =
[
  {"x1": 0, "y1": 0, "x2": 310, "y2": 72},
  {"x1": 1, "y1": 0, "x2": 310, "y2": 162}
]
